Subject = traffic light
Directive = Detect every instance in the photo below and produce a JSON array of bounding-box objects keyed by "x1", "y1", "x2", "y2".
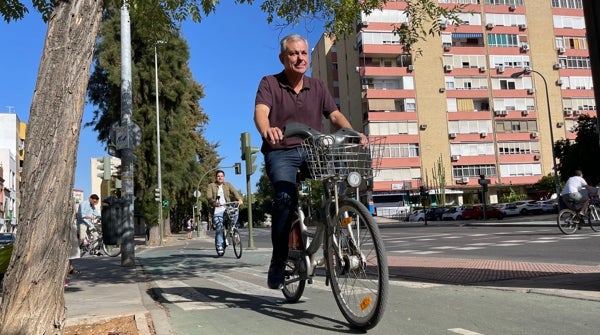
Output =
[
  {"x1": 419, "y1": 185, "x2": 427, "y2": 197},
  {"x1": 234, "y1": 162, "x2": 242, "y2": 175},
  {"x1": 97, "y1": 156, "x2": 111, "y2": 180},
  {"x1": 154, "y1": 188, "x2": 161, "y2": 202},
  {"x1": 162, "y1": 200, "x2": 169, "y2": 207},
  {"x1": 241, "y1": 132, "x2": 260, "y2": 176}
]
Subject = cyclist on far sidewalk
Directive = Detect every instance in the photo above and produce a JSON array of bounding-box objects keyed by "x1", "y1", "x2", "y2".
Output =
[
  {"x1": 561, "y1": 170, "x2": 597, "y2": 215},
  {"x1": 207, "y1": 170, "x2": 244, "y2": 256}
]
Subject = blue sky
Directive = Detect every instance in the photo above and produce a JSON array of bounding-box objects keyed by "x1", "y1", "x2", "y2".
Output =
[{"x1": 0, "y1": 3, "x2": 325, "y2": 196}]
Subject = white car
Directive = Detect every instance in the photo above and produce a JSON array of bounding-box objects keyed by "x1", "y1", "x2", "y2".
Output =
[
  {"x1": 408, "y1": 209, "x2": 426, "y2": 222},
  {"x1": 496, "y1": 203, "x2": 521, "y2": 216},
  {"x1": 538, "y1": 200, "x2": 558, "y2": 213},
  {"x1": 515, "y1": 200, "x2": 543, "y2": 215},
  {"x1": 441, "y1": 206, "x2": 464, "y2": 220}
]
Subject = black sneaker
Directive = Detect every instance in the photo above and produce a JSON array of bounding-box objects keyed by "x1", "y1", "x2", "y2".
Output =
[{"x1": 267, "y1": 262, "x2": 285, "y2": 289}]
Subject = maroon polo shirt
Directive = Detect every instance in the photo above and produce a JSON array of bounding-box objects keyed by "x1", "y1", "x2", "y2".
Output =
[{"x1": 255, "y1": 71, "x2": 338, "y2": 152}]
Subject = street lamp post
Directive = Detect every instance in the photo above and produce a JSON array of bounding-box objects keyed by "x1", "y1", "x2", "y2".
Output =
[
  {"x1": 511, "y1": 67, "x2": 561, "y2": 197},
  {"x1": 154, "y1": 40, "x2": 166, "y2": 246}
]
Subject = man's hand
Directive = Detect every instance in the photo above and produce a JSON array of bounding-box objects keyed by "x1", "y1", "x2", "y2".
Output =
[{"x1": 261, "y1": 126, "x2": 284, "y2": 145}]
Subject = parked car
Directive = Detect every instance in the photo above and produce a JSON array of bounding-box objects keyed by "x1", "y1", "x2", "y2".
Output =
[
  {"x1": 462, "y1": 205, "x2": 504, "y2": 220},
  {"x1": 538, "y1": 200, "x2": 558, "y2": 213},
  {"x1": 442, "y1": 206, "x2": 464, "y2": 220},
  {"x1": 426, "y1": 207, "x2": 447, "y2": 221},
  {"x1": 496, "y1": 203, "x2": 521, "y2": 216},
  {"x1": 0, "y1": 233, "x2": 15, "y2": 280},
  {"x1": 515, "y1": 200, "x2": 543, "y2": 215},
  {"x1": 408, "y1": 209, "x2": 426, "y2": 222}
]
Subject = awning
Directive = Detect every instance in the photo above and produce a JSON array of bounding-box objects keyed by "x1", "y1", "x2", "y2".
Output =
[{"x1": 452, "y1": 33, "x2": 483, "y2": 38}]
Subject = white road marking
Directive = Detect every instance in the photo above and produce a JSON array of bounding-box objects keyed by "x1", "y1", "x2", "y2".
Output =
[{"x1": 448, "y1": 328, "x2": 485, "y2": 335}]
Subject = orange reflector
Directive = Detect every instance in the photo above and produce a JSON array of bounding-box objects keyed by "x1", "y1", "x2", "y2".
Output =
[
  {"x1": 341, "y1": 217, "x2": 353, "y2": 227},
  {"x1": 360, "y1": 296, "x2": 372, "y2": 310}
]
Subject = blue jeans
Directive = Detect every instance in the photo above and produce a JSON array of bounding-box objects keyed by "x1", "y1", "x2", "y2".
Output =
[
  {"x1": 264, "y1": 148, "x2": 307, "y2": 264},
  {"x1": 213, "y1": 210, "x2": 240, "y2": 249}
]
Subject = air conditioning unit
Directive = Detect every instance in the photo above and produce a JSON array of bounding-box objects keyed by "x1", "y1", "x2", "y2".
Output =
[
  {"x1": 534, "y1": 154, "x2": 541, "y2": 160},
  {"x1": 458, "y1": 177, "x2": 470, "y2": 184},
  {"x1": 530, "y1": 131, "x2": 539, "y2": 138},
  {"x1": 440, "y1": 22, "x2": 447, "y2": 30},
  {"x1": 495, "y1": 110, "x2": 508, "y2": 116},
  {"x1": 518, "y1": 24, "x2": 527, "y2": 30},
  {"x1": 556, "y1": 79, "x2": 563, "y2": 86},
  {"x1": 407, "y1": 64, "x2": 414, "y2": 72},
  {"x1": 361, "y1": 21, "x2": 369, "y2": 26},
  {"x1": 449, "y1": 133, "x2": 457, "y2": 139},
  {"x1": 497, "y1": 65, "x2": 505, "y2": 73},
  {"x1": 509, "y1": 4, "x2": 516, "y2": 11},
  {"x1": 480, "y1": 132, "x2": 488, "y2": 138},
  {"x1": 522, "y1": 110, "x2": 530, "y2": 116},
  {"x1": 527, "y1": 88, "x2": 535, "y2": 94},
  {"x1": 574, "y1": 110, "x2": 582, "y2": 115},
  {"x1": 444, "y1": 65, "x2": 453, "y2": 72},
  {"x1": 557, "y1": 47, "x2": 565, "y2": 54},
  {"x1": 479, "y1": 66, "x2": 486, "y2": 72},
  {"x1": 361, "y1": 84, "x2": 369, "y2": 90},
  {"x1": 443, "y1": 44, "x2": 451, "y2": 52},
  {"x1": 451, "y1": 155, "x2": 460, "y2": 161},
  {"x1": 486, "y1": 23, "x2": 495, "y2": 30},
  {"x1": 564, "y1": 108, "x2": 573, "y2": 116},
  {"x1": 553, "y1": 63, "x2": 562, "y2": 70},
  {"x1": 520, "y1": 43, "x2": 530, "y2": 52}
]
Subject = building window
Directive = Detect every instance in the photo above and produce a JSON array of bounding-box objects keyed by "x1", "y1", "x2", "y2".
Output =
[
  {"x1": 495, "y1": 120, "x2": 538, "y2": 133},
  {"x1": 452, "y1": 165, "x2": 497, "y2": 179},
  {"x1": 499, "y1": 163, "x2": 542, "y2": 177},
  {"x1": 497, "y1": 141, "x2": 540, "y2": 155},
  {"x1": 488, "y1": 34, "x2": 520, "y2": 47}
]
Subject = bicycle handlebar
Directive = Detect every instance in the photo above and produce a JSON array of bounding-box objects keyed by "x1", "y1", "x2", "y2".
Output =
[{"x1": 282, "y1": 122, "x2": 362, "y2": 142}]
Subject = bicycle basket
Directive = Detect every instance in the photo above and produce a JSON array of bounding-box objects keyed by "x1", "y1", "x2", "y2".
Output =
[{"x1": 301, "y1": 134, "x2": 386, "y2": 181}]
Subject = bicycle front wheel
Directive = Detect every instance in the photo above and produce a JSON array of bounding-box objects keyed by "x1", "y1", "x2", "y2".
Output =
[
  {"x1": 557, "y1": 209, "x2": 579, "y2": 235},
  {"x1": 232, "y1": 228, "x2": 243, "y2": 258},
  {"x1": 324, "y1": 198, "x2": 388, "y2": 330},
  {"x1": 588, "y1": 205, "x2": 600, "y2": 232},
  {"x1": 102, "y1": 243, "x2": 121, "y2": 257}
]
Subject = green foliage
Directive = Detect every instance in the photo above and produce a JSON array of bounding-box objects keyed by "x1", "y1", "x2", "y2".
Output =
[
  {"x1": 554, "y1": 115, "x2": 600, "y2": 185},
  {"x1": 86, "y1": 7, "x2": 216, "y2": 227},
  {"x1": 499, "y1": 188, "x2": 526, "y2": 203},
  {"x1": 534, "y1": 174, "x2": 562, "y2": 197}
]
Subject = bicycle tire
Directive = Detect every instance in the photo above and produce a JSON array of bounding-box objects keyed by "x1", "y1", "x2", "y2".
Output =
[
  {"x1": 102, "y1": 243, "x2": 121, "y2": 257},
  {"x1": 557, "y1": 209, "x2": 579, "y2": 235},
  {"x1": 232, "y1": 229, "x2": 243, "y2": 258},
  {"x1": 588, "y1": 205, "x2": 600, "y2": 232},
  {"x1": 324, "y1": 198, "x2": 388, "y2": 330},
  {"x1": 282, "y1": 256, "x2": 306, "y2": 303}
]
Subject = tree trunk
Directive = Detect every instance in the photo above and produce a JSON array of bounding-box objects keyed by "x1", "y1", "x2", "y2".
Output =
[{"x1": 0, "y1": 1, "x2": 102, "y2": 334}]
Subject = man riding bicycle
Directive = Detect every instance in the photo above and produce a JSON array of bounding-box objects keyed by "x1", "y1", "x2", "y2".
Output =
[
  {"x1": 207, "y1": 170, "x2": 244, "y2": 256},
  {"x1": 561, "y1": 170, "x2": 597, "y2": 215}
]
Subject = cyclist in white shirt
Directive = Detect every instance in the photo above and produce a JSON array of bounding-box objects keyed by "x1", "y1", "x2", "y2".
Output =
[{"x1": 561, "y1": 170, "x2": 597, "y2": 215}]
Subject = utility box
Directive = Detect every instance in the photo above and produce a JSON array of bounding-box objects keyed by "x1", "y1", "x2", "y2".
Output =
[{"x1": 101, "y1": 196, "x2": 125, "y2": 245}]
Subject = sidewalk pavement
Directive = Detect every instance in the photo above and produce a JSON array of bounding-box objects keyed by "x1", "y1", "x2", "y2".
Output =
[{"x1": 64, "y1": 220, "x2": 599, "y2": 334}]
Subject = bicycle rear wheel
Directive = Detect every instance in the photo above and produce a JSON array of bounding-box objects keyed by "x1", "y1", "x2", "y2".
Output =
[
  {"x1": 282, "y1": 253, "x2": 306, "y2": 303},
  {"x1": 557, "y1": 209, "x2": 579, "y2": 235},
  {"x1": 324, "y1": 198, "x2": 388, "y2": 330},
  {"x1": 232, "y1": 228, "x2": 243, "y2": 258},
  {"x1": 588, "y1": 205, "x2": 600, "y2": 232}
]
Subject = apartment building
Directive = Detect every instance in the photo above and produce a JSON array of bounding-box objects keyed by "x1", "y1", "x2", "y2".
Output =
[
  {"x1": 311, "y1": 0, "x2": 594, "y2": 209},
  {"x1": 0, "y1": 111, "x2": 26, "y2": 231}
]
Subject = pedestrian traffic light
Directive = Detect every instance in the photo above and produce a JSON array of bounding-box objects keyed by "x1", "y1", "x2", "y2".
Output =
[
  {"x1": 97, "y1": 156, "x2": 111, "y2": 180},
  {"x1": 241, "y1": 132, "x2": 260, "y2": 176},
  {"x1": 234, "y1": 162, "x2": 242, "y2": 175},
  {"x1": 154, "y1": 188, "x2": 161, "y2": 202}
]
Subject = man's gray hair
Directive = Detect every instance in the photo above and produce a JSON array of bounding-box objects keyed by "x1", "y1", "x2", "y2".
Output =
[{"x1": 280, "y1": 34, "x2": 309, "y2": 56}]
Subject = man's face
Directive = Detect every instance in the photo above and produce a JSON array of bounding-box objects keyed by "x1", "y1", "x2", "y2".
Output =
[
  {"x1": 216, "y1": 173, "x2": 225, "y2": 184},
  {"x1": 280, "y1": 39, "x2": 309, "y2": 76},
  {"x1": 90, "y1": 197, "x2": 99, "y2": 207}
]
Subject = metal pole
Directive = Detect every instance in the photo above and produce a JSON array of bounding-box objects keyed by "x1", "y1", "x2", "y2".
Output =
[
  {"x1": 581, "y1": 1, "x2": 600, "y2": 147},
  {"x1": 511, "y1": 69, "x2": 561, "y2": 197},
  {"x1": 119, "y1": 2, "x2": 135, "y2": 267},
  {"x1": 154, "y1": 41, "x2": 165, "y2": 246}
]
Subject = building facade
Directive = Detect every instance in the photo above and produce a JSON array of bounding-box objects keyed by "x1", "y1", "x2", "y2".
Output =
[
  {"x1": 0, "y1": 112, "x2": 26, "y2": 231},
  {"x1": 311, "y1": 0, "x2": 594, "y2": 211}
]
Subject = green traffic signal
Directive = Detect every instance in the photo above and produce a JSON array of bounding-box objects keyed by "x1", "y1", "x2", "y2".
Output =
[{"x1": 162, "y1": 200, "x2": 169, "y2": 207}]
